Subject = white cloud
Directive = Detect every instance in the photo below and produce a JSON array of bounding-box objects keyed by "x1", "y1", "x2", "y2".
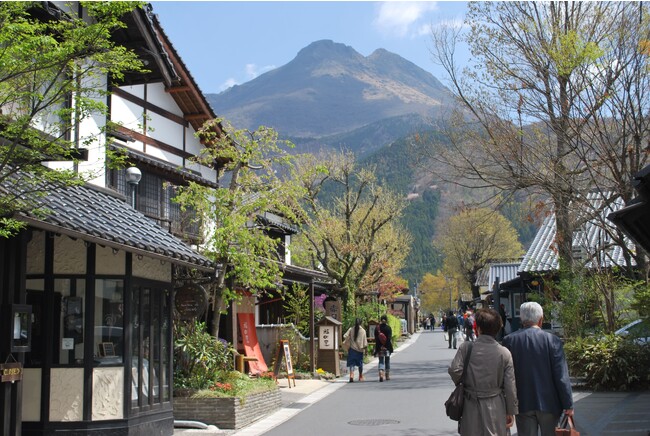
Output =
[
  {"x1": 219, "y1": 63, "x2": 277, "y2": 91},
  {"x1": 374, "y1": 2, "x2": 439, "y2": 38},
  {"x1": 220, "y1": 78, "x2": 238, "y2": 91},
  {"x1": 245, "y1": 63, "x2": 276, "y2": 80}
]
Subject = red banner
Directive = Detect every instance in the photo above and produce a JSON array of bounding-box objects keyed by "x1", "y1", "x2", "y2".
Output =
[{"x1": 237, "y1": 313, "x2": 268, "y2": 375}]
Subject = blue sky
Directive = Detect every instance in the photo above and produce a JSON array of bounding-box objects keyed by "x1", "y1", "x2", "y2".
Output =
[{"x1": 151, "y1": 1, "x2": 469, "y2": 95}]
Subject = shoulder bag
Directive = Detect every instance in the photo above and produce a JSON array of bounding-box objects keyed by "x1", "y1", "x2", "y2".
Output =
[
  {"x1": 444, "y1": 342, "x2": 473, "y2": 421},
  {"x1": 555, "y1": 413, "x2": 579, "y2": 435},
  {"x1": 342, "y1": 330, "x2": 351, "y2": 352}
]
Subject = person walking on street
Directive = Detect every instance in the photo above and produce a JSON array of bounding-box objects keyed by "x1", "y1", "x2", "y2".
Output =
[
  {"x1": 502, "y1": 302, "x2": 574, "y2": 436},
  {"x1": 448, "y1": 308, "x2": 518, "y2": 435},
  {"x1": 343, "y1": 318, "x2": 368, "y2": 382},
  {"x1": 444, "y1": 310, "x2": 459, "y2": 349},
  {"x1": 373, "y1": 314, "x2": 394, "y2": 382},
  {"x1": 464, "y1": 311, "x2": 475, "y2": 342}
]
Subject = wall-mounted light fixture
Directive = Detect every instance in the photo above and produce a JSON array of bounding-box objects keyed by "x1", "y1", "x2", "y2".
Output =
[{"x1": 125, "y1": 166, "x2": 142, "y2": 209}]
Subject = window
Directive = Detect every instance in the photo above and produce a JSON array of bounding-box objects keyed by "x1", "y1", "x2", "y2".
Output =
[
  {"x1": 107, "y1": 167, "x2": 201, "y2": 242},
  {"x1": 94, "y1": 279, "x2": 124, "y2": 364},
  {"x1": 130, "y1": 283, "x2": 171, "y2": 411}
]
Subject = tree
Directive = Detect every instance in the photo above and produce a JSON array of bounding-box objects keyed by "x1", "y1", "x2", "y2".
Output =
[
  {"x1": 572, "y1": 3, "x2": 650, "y2": 280},
  {"x1": 428, "y1": 2, "x2": 639, "y2": 271},
  {"x1": 293, "y1": 150, "x2": 411, "y2": 313},
  {"x1": 0, "y1": 2, "x2": 144, "y2": 237},
  {"x1": 435, "y1": 208, "x2": 523, "y2": 299},
  {"x1": 419, "y1": 272, "x2": 454, "y2": 314},
  {"x1": 174, "y1": 119, "x2": 305, "y2": 337}
]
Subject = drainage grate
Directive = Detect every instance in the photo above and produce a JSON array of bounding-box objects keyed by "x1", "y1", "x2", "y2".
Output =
[
  {"x1": 348, "y1": 419, "x2": 400, "y2": 426},
  {"x1": 285, "y1": 402, "x2": 310, "y2": 409}
]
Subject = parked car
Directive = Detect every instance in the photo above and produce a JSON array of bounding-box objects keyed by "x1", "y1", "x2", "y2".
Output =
[{"x1": 614, "y1": 319, "x2": 650, "y2": 344}]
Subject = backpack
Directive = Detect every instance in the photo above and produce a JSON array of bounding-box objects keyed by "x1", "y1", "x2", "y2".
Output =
[{"x1": 377, "y1": 326, "x2": 388, "y2": 346}]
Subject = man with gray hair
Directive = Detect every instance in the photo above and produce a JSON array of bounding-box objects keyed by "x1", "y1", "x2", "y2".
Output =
[{"x1": 501, "y1": 302, "x2": 573, "y2": 436}]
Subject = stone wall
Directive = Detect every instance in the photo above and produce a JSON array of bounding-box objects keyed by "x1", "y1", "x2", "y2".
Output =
[{"x1": 173, "y1": 389, "x2": 281, "y2": 429}]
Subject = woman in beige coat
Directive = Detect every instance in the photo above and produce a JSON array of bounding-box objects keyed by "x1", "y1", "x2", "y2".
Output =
[{"x1": 448, "y1": 308, "x2": 518, "y2": 436}]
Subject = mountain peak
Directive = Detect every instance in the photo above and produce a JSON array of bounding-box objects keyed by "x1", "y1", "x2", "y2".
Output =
[
  {"x1": 294, "y1": 40, "x2": 363, "y2": 65},
  {"x1": 208, "y1": 40, "x2": 453, "y2": 137}
]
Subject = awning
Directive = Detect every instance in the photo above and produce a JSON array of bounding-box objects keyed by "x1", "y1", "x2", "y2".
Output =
[{"x1": 17, "y1": 180, "x2": 214, "y2": 271}]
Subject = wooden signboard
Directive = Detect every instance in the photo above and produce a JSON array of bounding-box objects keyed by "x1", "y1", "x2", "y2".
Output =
[
  {"x1": 272, "y1": 340, "x2": 296, "y2": 388},
  {"x1": 1, "y1": 362, "x2": 23, "y2": 383}
]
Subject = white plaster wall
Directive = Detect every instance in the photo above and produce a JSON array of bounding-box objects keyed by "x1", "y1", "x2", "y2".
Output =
[
  {"x1": 148, "y1": 145, "x2": 183, "y2": 167},
  {"x1": 120, "y1": 84, "x2": 145, "y2": 100},
  {"x1": 53, "y1": 235, "x2": 86, "y2": 275},
  {"x1": 22, "y1": 368, "x2": 42, "y2": 421},
  {"x1": 111, "y1": 95, "x2": 146, "y2": 135},
  {"x1": 26, "y1": 230, "x2": 45, "y2": 275},
  {"x1": 185, "y1": 127, "x2": 203, "y2": 156},
  {"x1": 132, "y1": 255, "x2": 171, "y2": 282},
  {"x1": 96, "y1": 245, "x2": 126, "y2": 275},
  {"x1": 77, "y1": 72, "x2": 108, "y2": 187},
  {"x1": 146, "y1": 83, "x2": 183, "y2": 115},
  {"x1": 148, "y1": 112, "x2": 184, "y2": 156},
  {"x1": 92, "y1": 367, "x2": 124, "y2": 420},
  {"x1": 50, "y1": 368, "x2": 84, "y2": 421}
]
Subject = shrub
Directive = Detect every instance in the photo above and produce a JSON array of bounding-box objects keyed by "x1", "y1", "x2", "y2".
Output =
[
  {"x1": 565, "y1": 335, "x2": 650, "y2": 391},
  {"x1": 190, "y1": 370, "x2": 277, "y2": 399},
  {"x1": 173, "y1": 321, "x2": 234, "y2": 390}
]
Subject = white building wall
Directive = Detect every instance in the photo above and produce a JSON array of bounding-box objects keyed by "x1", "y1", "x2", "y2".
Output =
[{"x1": 146, "y1": 83, "x2": 183, "y2": 115}]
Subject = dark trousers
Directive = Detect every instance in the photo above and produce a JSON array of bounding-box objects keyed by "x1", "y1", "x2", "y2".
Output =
[{"x1": 448, "y1": 328, "x2": 457, "y2": 348}]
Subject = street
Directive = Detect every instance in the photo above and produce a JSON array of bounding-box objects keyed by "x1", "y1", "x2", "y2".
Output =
[
  {"x1": 247, "y1": 329, "x2": 650, "y2": 436},
  {"x1": 262, "y1": 329, "x2": 462, "y2": 436}
]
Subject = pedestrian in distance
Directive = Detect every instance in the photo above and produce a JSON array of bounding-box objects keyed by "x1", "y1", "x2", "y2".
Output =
[
  {"x1": 373, "y1": 314, "x2": 394, "y2": 382},
  {"x1": 501, "y1": 302, "x2": 574, "y2": 436},
  {"x1": 464, "y1": 311, "x2": 475, "y2": 342},
  {"x1": 448, "y1": 308, "x2": 518, "y2": 436},
  {"x1": 444, "y1": 310, "x2": 459, "y2": 349},
  {"x1": 343, "y1": 317, "x2": 368, "y2": 382}
]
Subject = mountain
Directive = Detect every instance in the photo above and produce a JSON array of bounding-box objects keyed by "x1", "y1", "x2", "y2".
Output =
[{"x1": 207, "y1": 40, "x2": 455, "y2": 139}]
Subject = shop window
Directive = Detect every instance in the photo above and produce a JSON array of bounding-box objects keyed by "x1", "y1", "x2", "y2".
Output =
[
  {"x1": 56, "y1": 279, "x2": 87, "y2": 366},
  {"x1": 94, "y1": 279, "x2": 124, "y2": 364},
  {"x1": 130, "y1": 284, "x2": 171, "y2": 411}
]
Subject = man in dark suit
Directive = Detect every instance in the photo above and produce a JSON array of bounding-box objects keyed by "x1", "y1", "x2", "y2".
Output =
[{"x1": 502, "y1": 302, "x2": 573, "y2": 436}]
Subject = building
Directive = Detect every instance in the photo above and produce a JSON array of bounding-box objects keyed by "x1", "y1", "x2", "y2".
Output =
[{"x1": 0, "y1": 4, "x2": 221, "y2": 435}]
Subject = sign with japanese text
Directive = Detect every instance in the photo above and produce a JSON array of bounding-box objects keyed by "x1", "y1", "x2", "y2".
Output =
[{"x1": 319, "y1": 325, "x2": 335, "y2": 350}]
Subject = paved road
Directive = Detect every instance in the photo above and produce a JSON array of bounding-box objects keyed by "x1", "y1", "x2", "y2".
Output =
[
  {"x1": 249, "y1": 329, "x2": 650, "y2": 436},
  {"x1": 262, "y1": 329, "x2": 462, "y2": 436}
]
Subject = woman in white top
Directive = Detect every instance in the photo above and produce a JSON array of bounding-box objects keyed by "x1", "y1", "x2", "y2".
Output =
[{"x1": 343, "y1": 317, "x2": 368, "y2": 382}]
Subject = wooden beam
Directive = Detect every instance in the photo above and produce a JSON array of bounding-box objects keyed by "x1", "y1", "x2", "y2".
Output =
[
  {"x1": 185, "y1": 113, "x2": 208, "y2": 121},
  {"x1": 165, "y1": 85, "x2": 192, "y2": 94}
]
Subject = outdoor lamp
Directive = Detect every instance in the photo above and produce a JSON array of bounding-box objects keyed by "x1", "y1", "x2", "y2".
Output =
[{"x1": 125, "y1": 166, "x2": 142, "y2": 209}]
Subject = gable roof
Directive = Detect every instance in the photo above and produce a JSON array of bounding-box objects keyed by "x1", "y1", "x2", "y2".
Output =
[{"x1": 519, "y1": 191, "x2": 631, "y2": 273}]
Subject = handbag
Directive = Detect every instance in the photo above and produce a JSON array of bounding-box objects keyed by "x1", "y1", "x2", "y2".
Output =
[
  {"x1": 555, "y1": 413, "x2": 579, "y2": 435},
  {"x1": 444, "y1": 342, "x2": 473, "y2": 421},
  {"x1": 342, "y1": 331, "x2": 351, "y2": 352}
]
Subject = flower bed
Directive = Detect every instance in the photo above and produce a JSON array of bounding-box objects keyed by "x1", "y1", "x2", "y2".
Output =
[{"x1": 173, "y1": 388, "x2": 281, "y2": 429}]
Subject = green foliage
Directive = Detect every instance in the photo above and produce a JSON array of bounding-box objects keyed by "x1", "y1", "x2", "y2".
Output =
[
  {"x1": 632, "y1": 283, "x2": 650, "y2": 317},
  {"x1": 188, "y1": 370, "x2": 277, "y2": 399},
  {"x1": 282, "y1": 284, "x2": 310, "y2": 337},
  {"x1": 277, "y1": 325, "x2": 311, "y2": 372},
  {"x1": 173, "y1": 321, "x2": 234, "y2": 390},
  {"x1": 174, "y1": 119, "x2": 304, "y2": 336},
  {"x1": 565, "y1": 335, "x2": 650, "y2": 391},
  {"x1": 0, "y1": 2, "x2": 145, "y2": 238}
]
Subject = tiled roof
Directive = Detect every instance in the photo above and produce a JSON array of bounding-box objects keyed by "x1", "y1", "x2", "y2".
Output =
[
  {"x1": 519, "y1": 192, "x2": 631, "y2": 273},
  {"x1": 17, "y1": 179, "x2": 214, "y2": 271},
  {"x1": 489, "y1": 262, "x2": 520, "y2": 287}
]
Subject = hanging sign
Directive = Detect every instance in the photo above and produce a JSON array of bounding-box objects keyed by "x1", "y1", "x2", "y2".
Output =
[
  {"x1": 174, "y1": 284, "x2": 208, "y2": 320},
  {"x1": 1, "y1": 362, "x2": 23, "y2": 383}
]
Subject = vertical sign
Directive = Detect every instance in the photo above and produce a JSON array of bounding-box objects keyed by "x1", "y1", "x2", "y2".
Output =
[{"x1": 319, "y1": 325, "x2": 334, "y2": 350}]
